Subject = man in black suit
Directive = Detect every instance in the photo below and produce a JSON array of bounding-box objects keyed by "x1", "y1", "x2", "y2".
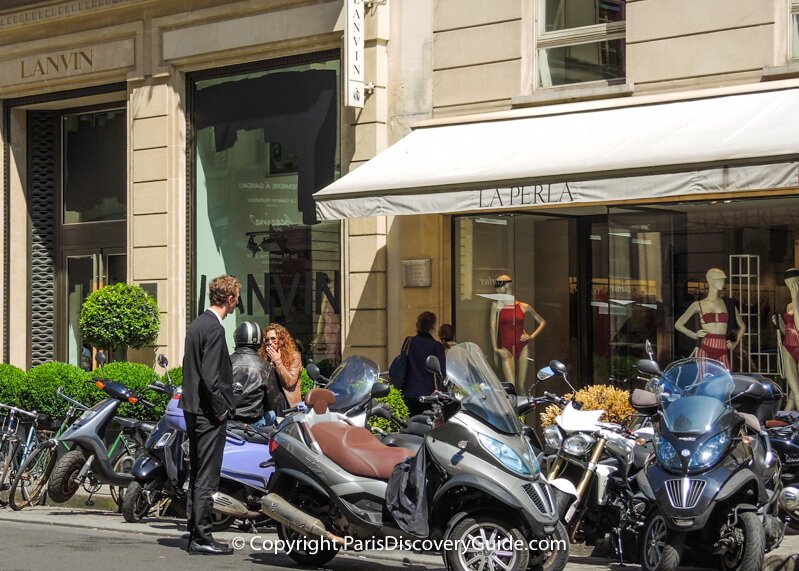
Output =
[{"x1": 180, "y1": 274, "x2": 240, "y2": 555}]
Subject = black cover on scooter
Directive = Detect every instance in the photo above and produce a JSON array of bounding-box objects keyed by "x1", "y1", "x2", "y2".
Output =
[{"x1": 385, "y1": 447, "x2": 429, "y2": 538}]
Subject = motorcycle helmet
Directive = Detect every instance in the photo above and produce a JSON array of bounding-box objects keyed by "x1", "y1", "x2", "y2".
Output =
[{"x1": 234, "y1": 321, "x2": 262, "y2": 349}]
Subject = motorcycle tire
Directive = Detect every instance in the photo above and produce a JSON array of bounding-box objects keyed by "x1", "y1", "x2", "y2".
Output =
[
  {"x1": 528, "y1": 521, "x2": 569, "y2": 571},
  {"x1": 277, "y1": 523, "x2": 340, "y2": 566},
  {"x1": 639, "y1": 509, "x2": 685, "y2": 571},
  {"x1": 47, "y1": 449, "x2": 86, "y2": 504},
  {"x1": 718, "y1": 511, "x2": 765, "y2": 571},
  {"x1": 121, "y1": 481, "x2": 154, "y2": 522},
  {"x1": 446, "y1": 512, "x2": 530, "y2": 571}
]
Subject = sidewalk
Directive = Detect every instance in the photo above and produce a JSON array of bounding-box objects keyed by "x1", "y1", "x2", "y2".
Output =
[{"x1": 0, "y1": 504, "x2": 796, "y2": 570}]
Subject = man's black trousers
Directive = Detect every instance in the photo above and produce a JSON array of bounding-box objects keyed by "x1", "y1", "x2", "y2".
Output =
[{"x1": 184, "y1": 411, "x2": 226, "y2": 545}]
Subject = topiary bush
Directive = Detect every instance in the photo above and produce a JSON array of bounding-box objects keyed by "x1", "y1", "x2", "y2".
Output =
[
  {"x1": 0, "y1": 364, "x2": 26, "y2": 408},
  {"x1": 22, "y1": 362, "x2": 94, "y2": 420},
  {"x1": 300, "y1": 368, "x2": 315, "y2": 399},
  {"x1": 540, "y1": 384, "x2": 636, "y2": 428},
  {"x1": 90, "y1": 362, "x2": 165, "y2": 421},
  {"x1": 80, "y1": 283, "x2": 160, "y2": 356}
]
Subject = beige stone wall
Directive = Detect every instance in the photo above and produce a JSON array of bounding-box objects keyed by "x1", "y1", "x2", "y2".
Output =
[{"x1": 627, "y1": 0, "x2": 778, "y2": 91}]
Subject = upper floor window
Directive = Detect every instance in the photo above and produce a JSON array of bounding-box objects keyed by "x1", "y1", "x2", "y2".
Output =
[
  {"x1": 537, "y1": 0, "x2": 626, "y2": 88},
  {"x1": 792, "y1": 1, "x2": 799, "y2": 60}
]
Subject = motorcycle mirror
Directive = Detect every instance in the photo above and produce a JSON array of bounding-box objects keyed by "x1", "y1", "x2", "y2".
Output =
[
  {"x1": 95, "y1": 351, "x2": 107, "y2": 366},
  {"x1": 371, "y1": 382, "x2": 391, "y2": 399},
  {"x1": 305, "y1": 361, "x2": 321, "y2": 382},
  {"x1": 549, "y1": 360, "x2": 568, "y2": 377},
  {"x1": 157, "y1": 354, "x2": 169, "y2": 369},
  {"x1": 637, "y1": 359, "x2": 661, "y2": 376},
  {"x1": 537, "y1": 366, "x2": 555, "y2": 382},
  {"x1": 424, "y1": 355, "x2": 442, "y2": 376},
  {"x1": 645, "y1": 340, "x2": 655, "y2": 360}
]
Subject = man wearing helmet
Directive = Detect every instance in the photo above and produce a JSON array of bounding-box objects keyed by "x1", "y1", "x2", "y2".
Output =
[{"x1": 231, "y1": 321, "x2": 286, "y2": 426}]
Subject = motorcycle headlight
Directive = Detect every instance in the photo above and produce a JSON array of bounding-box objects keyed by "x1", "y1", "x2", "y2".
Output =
[
  {"x1": 562, "y1": 433, "x2": 596, "y2": 457},
  {"x1": 689, "y1": 430, "x2": 730, "y2": 471},
  {"x1": 655, "y1": 435, "x2": 680, "y2": 471},
  {"x1": 478, "y1": 433, "x2": 532, "y2": 477},
  {"x1": 544, "y1": 425, "x2": 563, "y2": 451}
]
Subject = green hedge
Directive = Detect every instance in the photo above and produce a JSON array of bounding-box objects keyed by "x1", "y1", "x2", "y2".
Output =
[
  {"x1": 369, "y1": 384, "x2": 409, "y2": 432},
  {"x1": 80, "y1": 283, "x2": 160, "y2": 353},
  {"x1": 22, "y1": 362, "x2": 94, "y2": 420},
  {"x1": 0, "y1": 364, "x2": 26, "y2": 409}
]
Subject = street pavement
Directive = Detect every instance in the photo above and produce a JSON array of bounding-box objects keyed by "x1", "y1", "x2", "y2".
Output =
[{"x1": 0, "y1": 504, "x2": 796, "y2": 570}]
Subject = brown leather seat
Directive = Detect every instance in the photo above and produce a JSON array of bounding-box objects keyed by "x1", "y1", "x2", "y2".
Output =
[{"x1": 310, "y1": 422, "x2": 415, "y2": 480}]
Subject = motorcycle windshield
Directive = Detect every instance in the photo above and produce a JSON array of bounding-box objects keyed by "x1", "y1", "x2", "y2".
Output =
[
  {"x1": 325, "y1": 356, "x2": 381, "y2": 413},
  {"x1": 446, "y1": 342, "x2": 521, "y2": 435},
  {"x1": 659, "y1": 358, "x2": 734, "y2": 434}
]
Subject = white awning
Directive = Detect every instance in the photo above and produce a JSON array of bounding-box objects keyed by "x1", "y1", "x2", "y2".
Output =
[{"x1": 315, "y1": 87, "x2": 799, "y2": 220}]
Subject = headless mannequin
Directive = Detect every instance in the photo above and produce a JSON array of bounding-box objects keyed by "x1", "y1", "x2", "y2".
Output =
[
  {"x1": 675, "y1": 268, "x2": 745, "y2": 370},
  {"x1": 779, "y1": 269, "x2": 799, "y2": 410},
  {"x1": 490, "y1": 275, "x2": 545, "y2": 390}
]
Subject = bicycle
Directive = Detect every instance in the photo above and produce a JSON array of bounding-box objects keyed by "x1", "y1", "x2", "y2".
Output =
[
  {"x1": 9, "y1": 387, "x2": 143, "y2": 510},
  {"x1": 0, "y1": 402, "x2": 45, "y2": 507}
]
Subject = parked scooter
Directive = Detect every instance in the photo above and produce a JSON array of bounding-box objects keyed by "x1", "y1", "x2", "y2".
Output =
[
  {"x1": 47, "y1": 352, "x2": 155, "y2": 504},
  {"x1": 631, "y1": 357, "x2": 791, "y2": 571},
  {"x1": 537, "y1": 360, "x2": 653, "y2": 564},
  {"x1": 260, "y1": 343, "x2": 570, "y2": 571}
]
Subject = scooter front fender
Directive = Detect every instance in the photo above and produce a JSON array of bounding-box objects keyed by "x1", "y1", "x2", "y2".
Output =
[{"x1": 131, "y1": 454, "x2": 164, "y2": 482}]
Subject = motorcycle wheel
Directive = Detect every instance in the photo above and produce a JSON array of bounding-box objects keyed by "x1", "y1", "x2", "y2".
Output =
[
  {"x1": 121, "y1": 481, "x2": 155, "y2": 522},
  {"x1": 277, "y1": 523, "x2": 340, "y2": 566},
  {"x1": 639, "y1": 509, "x2": 685, "y2": 571},
  {"x1": 446, "y1": 513, "x2": 530, "y2": 571},
  {"x1": 47, "y1": 449, "x2": 86, "y2": 504},
  {"x1": 211, "y1": 511, "x2": 236, "y2": 532},
  {"x1": 717, "y1": 511, "x2": 764, "y2": 571},
  {"x1": 528, "y1": 521, "x2": 569, "y2": 571},
  {"x1": 109, "y1": 453, "x2": 136, "y2": 507}
]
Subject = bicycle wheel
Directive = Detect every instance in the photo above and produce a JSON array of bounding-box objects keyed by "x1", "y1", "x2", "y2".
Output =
[
  {"x1": 109, "y1": 452, "x2": 136, "y2": 507},
  {"x1": 0, "y1": 439, "x2": 19, "y2": 506},
  {"x1": 9, "y1": 443, "x2": 56, "y2": 510}
]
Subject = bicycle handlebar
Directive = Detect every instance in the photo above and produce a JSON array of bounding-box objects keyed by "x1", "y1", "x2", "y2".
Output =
[
  {"x1": 0, "y1": 402, "x2": 38, "y2": 419},
  {"x1": 56, "y1": 386, "x2": 90, "y2": 411}
]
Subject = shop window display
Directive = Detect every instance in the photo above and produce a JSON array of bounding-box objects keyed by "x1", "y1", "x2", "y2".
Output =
[
  {"x1": 191, "y1": 57, "x2": 341, "y2": 372},
  {"x1": 455, "y1": 198, "x2": 799, "y2": 397}
]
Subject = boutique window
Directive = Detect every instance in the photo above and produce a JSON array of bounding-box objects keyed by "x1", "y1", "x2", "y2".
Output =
[
  {"x1": 590, "y1": 199, "x2": 799, "y2": 386},
  {"x1": 537, "y1": 0, "x2": 626, "y2": 87},
  {"x1": 191, "y1": 56, "x2": 342, "y2": 373},
  {"x1": 453, "y1": 214, "x2": 579, "y2": 394}
]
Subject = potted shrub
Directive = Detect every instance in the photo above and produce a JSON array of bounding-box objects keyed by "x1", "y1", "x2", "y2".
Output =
[{"x1": 80, "y1": 283, "x2": 160, "y2": 361}]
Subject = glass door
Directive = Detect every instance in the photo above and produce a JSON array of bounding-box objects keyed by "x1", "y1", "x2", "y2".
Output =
[{"x1": 65, "y1": 250, "x2": 126, "y2": 369}]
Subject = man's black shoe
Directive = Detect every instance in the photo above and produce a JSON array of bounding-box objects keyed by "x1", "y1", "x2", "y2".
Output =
[{"x1": 187, "y1": 540, "x2": 234, "y2": 555}]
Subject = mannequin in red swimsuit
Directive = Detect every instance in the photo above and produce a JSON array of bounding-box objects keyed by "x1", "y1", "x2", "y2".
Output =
[
  {"x1": 490, "y1": 275, "x2": 546, "y2": 391},
  {"x1": 675, "y1": 268, "x2": 746, "y2": 371},
  {"x1": 779, "y1": 268, "x2": 799, "y2": 410}
]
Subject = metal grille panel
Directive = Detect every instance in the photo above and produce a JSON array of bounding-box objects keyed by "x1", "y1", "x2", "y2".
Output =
[
  {"x1": 522, "y1": 482, "x2": 555, "y2": 516},
  {"x1": 666, "y1": 478, "x2": 705, "y2": 509},
  {"x1": 28, "y1": 112, "x2": 57, "y2": 365}
]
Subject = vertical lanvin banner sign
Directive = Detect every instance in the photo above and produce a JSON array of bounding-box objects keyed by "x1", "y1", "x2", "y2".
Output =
[{"x1": 345, "y1": 0, "x2": 365, "y2": 108}]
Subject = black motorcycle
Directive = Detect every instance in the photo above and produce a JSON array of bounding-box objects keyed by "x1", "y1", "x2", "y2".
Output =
[
  {"x1": 122, "y1": 354, "x2": 187, "y2": 522},
  {"x1": 631, "y1": 357, "x2": 786, "y2": 571}
]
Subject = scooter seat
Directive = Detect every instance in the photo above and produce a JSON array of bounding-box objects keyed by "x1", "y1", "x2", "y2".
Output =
[
  {"x1": 310, "y1": 421, "x2": 415, "y2": 480},
  {"x1": 114, "y1": 416, "x2": 139, "y2": 429}
]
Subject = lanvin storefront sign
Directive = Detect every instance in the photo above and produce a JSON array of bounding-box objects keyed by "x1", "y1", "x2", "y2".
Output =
[{"x1": 1, "y1": 38, "x2": 134, "y2": 87}]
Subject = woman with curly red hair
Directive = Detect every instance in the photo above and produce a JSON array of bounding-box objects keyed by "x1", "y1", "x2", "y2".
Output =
[{"x1": 259, "y1": 323, "x2": 302, "y2": 406}]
